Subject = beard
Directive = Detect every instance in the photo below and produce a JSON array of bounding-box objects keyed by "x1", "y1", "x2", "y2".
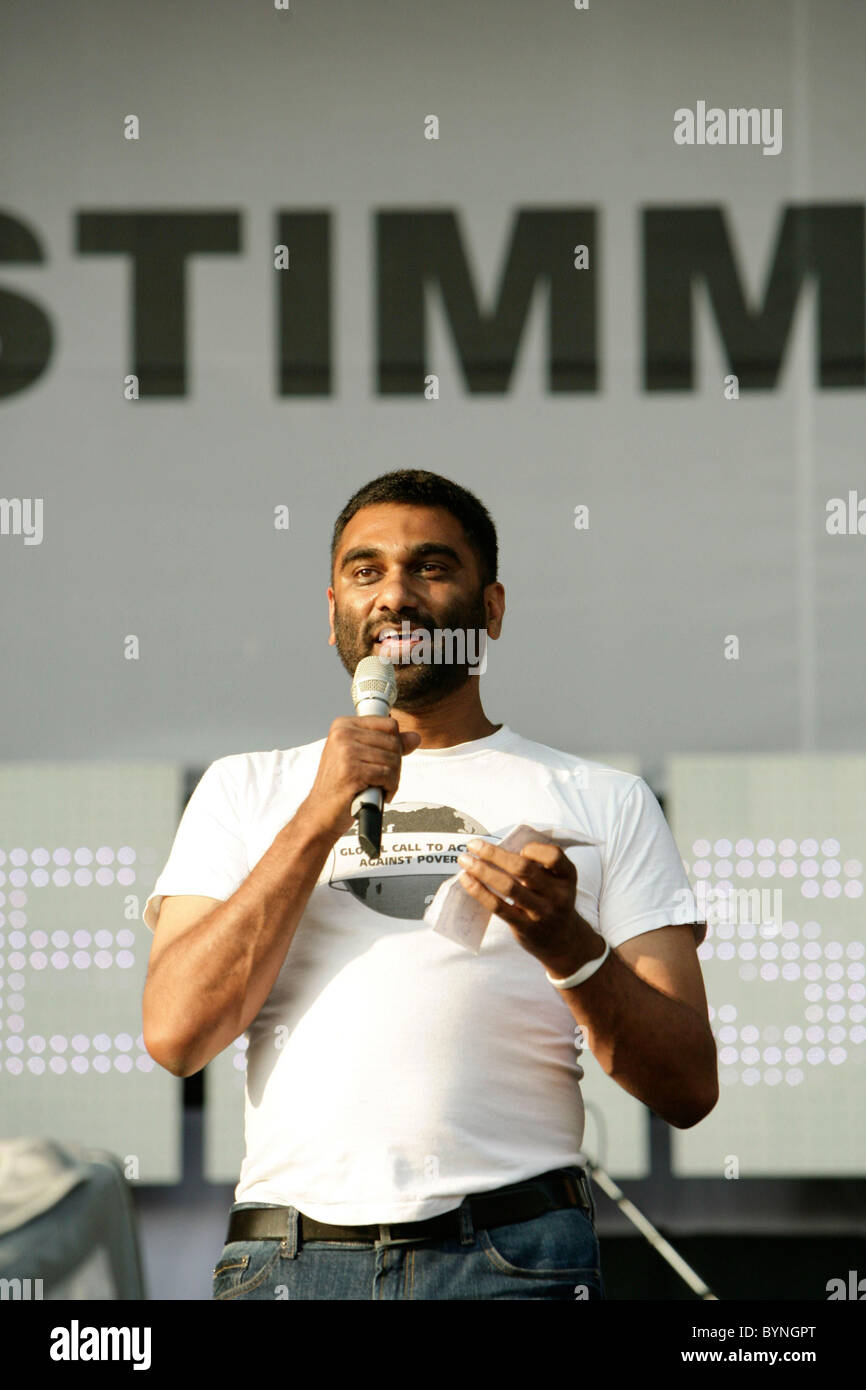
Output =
[{"x1": 332, "y1": 588, "x2": 489, "y2": 709}]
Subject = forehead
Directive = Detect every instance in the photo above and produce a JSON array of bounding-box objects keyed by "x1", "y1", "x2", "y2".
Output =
[{"x1": 335, "y1": 503, "x2": 469, "y2": 559}]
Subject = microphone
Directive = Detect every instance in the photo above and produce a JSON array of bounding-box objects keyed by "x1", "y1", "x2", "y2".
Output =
[{"x1": 350, "y1": 654, "x2": 398, "y2": 859}]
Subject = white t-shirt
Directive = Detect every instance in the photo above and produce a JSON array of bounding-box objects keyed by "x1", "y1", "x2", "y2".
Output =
[{"x1": 144, "y1": 724, "x2": 703, "y2": 1224}]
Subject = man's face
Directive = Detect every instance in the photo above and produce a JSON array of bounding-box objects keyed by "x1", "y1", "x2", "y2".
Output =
[{"x1": 328, "y1": 503, "x2": 503, "y2": 708}]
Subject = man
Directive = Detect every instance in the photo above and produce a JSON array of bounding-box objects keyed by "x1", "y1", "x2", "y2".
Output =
[{"x1": 142, "y1": 468, "x2": 717, "y2": 1301}]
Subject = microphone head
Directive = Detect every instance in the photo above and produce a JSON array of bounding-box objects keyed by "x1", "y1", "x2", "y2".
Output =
[{"x1": 351, "y1": 654, "x2": 397, "y2": 711}]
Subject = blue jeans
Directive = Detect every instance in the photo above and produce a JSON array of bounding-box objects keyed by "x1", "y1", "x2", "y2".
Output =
[{"x1": 212, "y1": 1166, "x2": 606, "y2": 1301}]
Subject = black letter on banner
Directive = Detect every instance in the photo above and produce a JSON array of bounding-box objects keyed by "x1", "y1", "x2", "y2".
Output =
[
  {"x1": 0, "y1": 213, "x2": 53, "y2": 399},
  {"x1": 377, "y1": 209, "x2": 597, "y2": 394},
  {"x1": 644, "y1": 204, "x2": 865, "y2": 391},
  {"x1": 276, "y1": 212, "x2": 331, "y2": 395},
  {"x1": 77, "y1": 212, "x2": 241, "y2": 396}
]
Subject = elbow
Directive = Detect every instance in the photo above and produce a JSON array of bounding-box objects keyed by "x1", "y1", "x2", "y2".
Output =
[
  {"x1": 142, "y1": 989, "x2": 194, "y2": 1077},
  {"x1": 674, "y1": 1030, "x2": 719, "y2": 1128},
  {"x1": 144, "y1": 1036, "x2": 187, "y2": 1078},
  {"x1": 673, "y1": 1096, "x2": 718, "y2": 1130},
  {"x1": 671, "y1": 1075, "x2": 720, "y2": 1129},
  {"x1": 142, "y1": 1020, "x2": 193, "y2": 1078}
]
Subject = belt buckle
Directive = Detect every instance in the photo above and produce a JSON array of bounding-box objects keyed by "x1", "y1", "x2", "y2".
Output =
[
  {"x1": 375, "y1": 1223, "x2": 419, "y2": 1247},
  {"x1": 574, "y1": 1169, "x2": 592, "y2": 1212}
]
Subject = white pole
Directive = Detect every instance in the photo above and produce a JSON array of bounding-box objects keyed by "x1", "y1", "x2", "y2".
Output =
[{"x1": 586, "y1": 1159, "x2": 719, "y2": 1300}]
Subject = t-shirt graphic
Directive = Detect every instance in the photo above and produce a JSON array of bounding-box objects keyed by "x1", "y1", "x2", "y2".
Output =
[{"x1": 325, "y1": 801, "x2": 488, "y2": 920}]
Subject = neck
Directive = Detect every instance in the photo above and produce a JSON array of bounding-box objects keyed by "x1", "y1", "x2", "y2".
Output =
[{"x1": 391, "y1": 682, "x2": 500, "y2": 749}]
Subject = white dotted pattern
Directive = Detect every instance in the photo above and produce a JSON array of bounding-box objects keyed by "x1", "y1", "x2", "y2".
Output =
[
  {"x1": 0, "y1": 847, "x2": 145, "y2": 1078},
  {"x1": 694, "y1": 833, "x2": 864, "y2": 1087}
]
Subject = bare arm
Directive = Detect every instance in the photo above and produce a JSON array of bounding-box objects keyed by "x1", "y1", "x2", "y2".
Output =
[
  {"x1": 142, "y1": 715, "x2": 421, "y2": 1078},
  {"x1": 546, "y1": 920, "x2": 718, "y2": 1129},
  {"x1": 454, "y1": 838, "x2": 717, "y2": 1129},
  {"x1": 142, "y1": 801, "x2": 337, "y2": 1077}
]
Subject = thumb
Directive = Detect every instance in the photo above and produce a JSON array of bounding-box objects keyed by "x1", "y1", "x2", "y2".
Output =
[{"x1": 401, "y1": 730, "x2": 423, "y2": 751}]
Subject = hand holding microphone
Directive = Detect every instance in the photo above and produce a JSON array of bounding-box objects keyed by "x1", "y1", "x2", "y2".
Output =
[
  {"x1": 300, "y1": 656, "x2": 421, "y2": 850},
  {"x1": 349, "y1": 656, "x2": 400, "y2": 857}
]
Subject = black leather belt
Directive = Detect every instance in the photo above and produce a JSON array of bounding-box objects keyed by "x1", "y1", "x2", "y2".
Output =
[{"x1": 226, "y1": 1168, "x2": 592, "y2": 1246}]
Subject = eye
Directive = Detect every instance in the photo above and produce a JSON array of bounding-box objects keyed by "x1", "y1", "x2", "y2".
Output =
[{"x1": 352, "y1": 563, "x2": 446, "y2": 580}]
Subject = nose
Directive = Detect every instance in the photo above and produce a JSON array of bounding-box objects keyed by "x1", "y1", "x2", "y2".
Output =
[{"x1": 373, "y1": 565, "x2": 424, "y2": 615}]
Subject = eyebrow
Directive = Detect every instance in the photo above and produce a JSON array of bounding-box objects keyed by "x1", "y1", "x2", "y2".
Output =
[{"x1": 339, "y1": 542, "x2": 463, "y2": 573}]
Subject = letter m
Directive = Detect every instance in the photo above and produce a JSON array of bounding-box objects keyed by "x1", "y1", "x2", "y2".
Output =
[
  {"x1": 0, "y1": 498, "x2": 22, "y2": 534},
  {"x1": 730, "y1": 888, "x2": 762, "y2": 925},
  {"x1": 0, "y1": 1278, "x2": 23, "y2": 1299},
  {"x1": 377, "y1": 209, "x2": 597, "y2": 393},
  {"x1": 644, "y1": 205, "x2": 865, "y2": 389}
]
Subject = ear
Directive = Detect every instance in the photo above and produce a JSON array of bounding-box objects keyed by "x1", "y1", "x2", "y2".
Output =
[
  {"x1": 327, "y1": 587, "x2": 336, "y2": 646},
  {"x1": 485, "y1": 582, "x2": 506, "y2": 640}
]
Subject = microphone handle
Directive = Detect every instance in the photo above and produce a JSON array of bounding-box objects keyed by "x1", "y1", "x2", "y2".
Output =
[
  {"x1": 350, "y1": 693, "x2": 392, "y2": 858},
  {"x1": 356, "y1": 802, "x2": 382, "y2": 861}
]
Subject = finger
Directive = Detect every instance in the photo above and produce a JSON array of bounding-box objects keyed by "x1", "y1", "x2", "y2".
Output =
[
  {"x1": 461, "y1": 842, "x2": 566, "y2": 900},
  {"x1": 458, "y1": 868, "x2": 536, "y2": 924},
  {"x1": 457, "y1": 856, "x2": 550, "y2": 918},
  {"x1": 519, "y1": 843, "x2": 576, "y2": 879},
  {"x1": 357, "y1": 765, "x2": 400, "y2": 794},
  {"x1": 347, "y1": 716, "x2": 402, "y2": 733},
  {"x1": 457, "y1": 851, "x2": 542, "y2": 901},
  {"x1": 462, "y1": 839, "x2": 554, "y2": 885},
  {"x1": 356, "y1": 751, "x2": 401, "y2": 772},
  {"x1": 349, "y1": 730, "x2": 406, "y2": 755}
]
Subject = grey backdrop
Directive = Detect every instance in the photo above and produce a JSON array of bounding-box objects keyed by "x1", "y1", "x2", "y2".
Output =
[
  {"x1": 2, "y1": 0, "x2": 864, "y2": 1300},
  {"x1": 2, "y1": 0, "x2": 864, "y2": 765}
]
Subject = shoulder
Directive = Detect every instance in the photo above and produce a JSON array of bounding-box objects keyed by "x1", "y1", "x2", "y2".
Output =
[
  {"x1": 504, "y1": 730, "x2": 641, "y2": 808},
  {"x1": 204, "y1": 739, "x2": 327, "y2": 809},
  {"x1": 210, "y1": 738, "x2": 326, "y2": 780}
]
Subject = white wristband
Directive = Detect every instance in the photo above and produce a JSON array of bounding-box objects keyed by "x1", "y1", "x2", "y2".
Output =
[{"x1": 546, "y1": 937, "x2": 611, "y2": 990}]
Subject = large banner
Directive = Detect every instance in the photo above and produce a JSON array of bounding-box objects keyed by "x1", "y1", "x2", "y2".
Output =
[{"x1": 2, "y1": 0, "x2": 864, "y2": 765}]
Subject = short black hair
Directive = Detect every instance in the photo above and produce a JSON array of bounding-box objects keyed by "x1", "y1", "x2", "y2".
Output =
[{"x1": 330, "y1": 469, "x2": 498, "y2": 588}]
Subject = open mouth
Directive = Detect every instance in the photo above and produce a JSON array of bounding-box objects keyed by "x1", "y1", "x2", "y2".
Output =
[{"x1": 373, "y1": 626, "x2": 428, "y2": 658}]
